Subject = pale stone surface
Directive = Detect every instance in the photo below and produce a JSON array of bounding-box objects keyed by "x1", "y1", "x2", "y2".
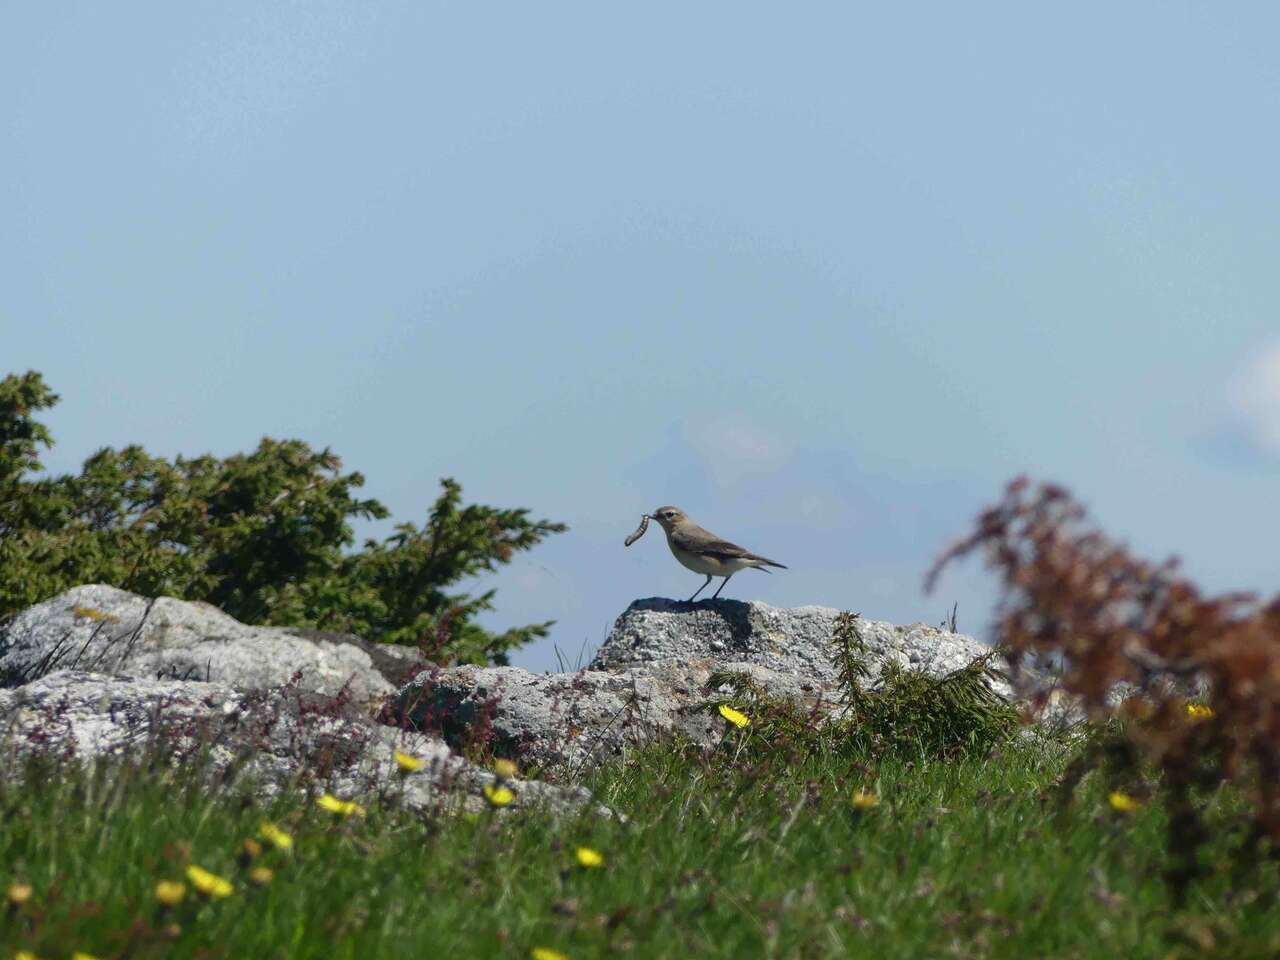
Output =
[
  {"x1": 395, "y1": 598, "x2": 1013, "y2": 772},
  {"x1": 592, "y1": 597, "x2": 997, "y2": 685},
  {"x1": 393, "y1": 657, "x2": 836, "y2": 774},
  {"x1": 0, "y1": 585, "x2": 425, "y2": 711},
  {"x1": 0, "y1": 670, "x2": 599, "y2": 816}
]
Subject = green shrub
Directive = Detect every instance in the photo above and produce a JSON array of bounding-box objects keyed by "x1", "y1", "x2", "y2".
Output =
[
  {"x1": 0, "y1": 370, "x2": 566, "y2": 665},
  {"x1": 704, "y1": 611, "x2": 1022, "y2": 770},
  {"x1": 831, "y1": 612, "x2": 1021, "y2": 758}
]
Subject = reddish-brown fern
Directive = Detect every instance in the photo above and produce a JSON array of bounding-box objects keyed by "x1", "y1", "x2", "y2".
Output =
[{"x1": 927, "y1": 477, "x2": 1280, "y2": 901}]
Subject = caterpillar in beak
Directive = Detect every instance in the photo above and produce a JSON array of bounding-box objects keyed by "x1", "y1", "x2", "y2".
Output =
[{"x1": 624, "y1": 513, "x2": 650, "y2": 547}]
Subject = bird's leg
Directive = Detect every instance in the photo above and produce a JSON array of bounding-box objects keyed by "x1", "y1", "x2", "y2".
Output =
[
  {"x1": 710, "y1": 574, "x2": 733, "y2": 600},
  {"x1": 688, "y1": 575, "x2": 713, "y2": 602}
]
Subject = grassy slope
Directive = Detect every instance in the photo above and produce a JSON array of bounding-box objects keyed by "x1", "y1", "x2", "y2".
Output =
[{"x1": 4, "y1": 731, "x2": 1277, "y2": 960}]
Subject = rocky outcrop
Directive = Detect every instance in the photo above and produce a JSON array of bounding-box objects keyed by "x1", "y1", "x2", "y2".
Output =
[
  {"x1": 0, "y1": 585, "x2": 427, "y2": 712},
  {"x1": 0, "y1": 669, "x2": 598, "y2": 817},
  {"x1": 393, "y1": 598, "x2": 1005, "y2": 773},
  {"x1": 591, "y1": 598, "x2": 999, "y2": 685},
  {"x1": 393, "y1": 657, "x2": 831, "y2": 774},
  {"x1": 1, "y1": 588, "x2": 1016, "y2": 807}
]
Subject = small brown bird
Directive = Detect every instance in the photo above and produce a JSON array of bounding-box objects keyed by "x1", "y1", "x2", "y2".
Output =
[{"x1": 646, "y1": 506, "x2": 787, "y2": 602}]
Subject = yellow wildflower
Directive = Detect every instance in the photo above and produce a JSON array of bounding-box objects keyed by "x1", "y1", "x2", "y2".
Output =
[
  {"x1": 1108, "y1": 791, "x2": 1142, "y2": 813},
  {"x1": 185, "y1": 865, "x2": 233, "y2": 899},
  {"x1": 6, "y1": 882, "x2": 33, "y2": 905},
  {"x1": 483, "y1": 783, "x2": 515, "y2": 807},
  {"x1": 316, "y1": 794, "x2": 366, "y2": 817},
  {"x1": 575, "y1": 846, "x2": 605, "y2": 868},
  {"x1": 249, "y1": 866, "x2": 274, "y2": 886},
  {"x1": 241, "y1": 838, "x2": 263, "y2": 860},
  {"x1": 531, "y1": 949, "x2": 569, "y2": 960},
  {"x1": 1186, "y1": 703, "x2": 1214, "y2": 721},
  {"x1": 395, "y1": 750, "x2": 425, "y2": 773},
  {"x1": 259, "y1": 821, "x2": 294, "y2": 851},
  {"x1": 492, "y1": 758, "x2": 519, "y2": 780},
  {"x1": 718, "y1": 704, "x2": 750, "y2": 728},
  {"x1": 154, "y1": 880, "x2": 186, "y2": 906},
  {"x1": 71, "y1": 953, "x2": 102, "y2": 960},
  {"x1": 851, "y1": 790, "x2": 880, "y2": 810},
  {"x1": 15, "y1": 952, "x2": 39, "y2": 960}
]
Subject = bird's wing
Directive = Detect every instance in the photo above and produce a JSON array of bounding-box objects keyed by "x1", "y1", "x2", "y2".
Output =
[
  {"x1": 681, "y1": 528, "x2": 786, "y2": 566},
  {"x1": 672, "y1": 526, "x2": 744, "y2": 557},
  {"x1": 699, "y1": 537, "x2": 756, "y2": 559}
]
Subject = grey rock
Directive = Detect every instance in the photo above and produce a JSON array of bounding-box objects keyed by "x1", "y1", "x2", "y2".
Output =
[
  {"x1": 0, "y1": 670, "x2": 600, "y2": 817},
  {"x1": 393, "y1": 657, "x2": 833, "y2": 774},
  {"x1": 593, "y1": 598, "x2": 1005, "y2": 691},
  {"x1": 394, "y1": 598, "x2": 1010, "y2": 772},
  {"x1": 0, "y1": 585, "x2": 426, "y2": 711}
]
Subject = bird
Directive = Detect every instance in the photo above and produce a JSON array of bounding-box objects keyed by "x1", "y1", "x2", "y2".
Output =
[{"x1": 645, "y1": 505, "x2": 787, "y2": 602}]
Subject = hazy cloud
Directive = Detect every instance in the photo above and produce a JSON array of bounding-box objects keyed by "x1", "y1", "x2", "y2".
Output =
[
  {"x1": 1225, "y1": 340, "x2": 1280, "y2": 459},
  {"x1": 681, "y1": 416, "x2": 791, "y2": 490}
]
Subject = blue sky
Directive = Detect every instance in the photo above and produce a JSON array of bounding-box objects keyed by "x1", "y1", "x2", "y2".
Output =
[{"x1": 5, "y1": 3, "x2": 1279, "y2": 670}]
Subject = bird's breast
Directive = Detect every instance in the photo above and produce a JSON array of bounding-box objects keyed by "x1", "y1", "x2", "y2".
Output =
[{"x1": 669, "y1": 543, "x2": 751, "y2": 576}]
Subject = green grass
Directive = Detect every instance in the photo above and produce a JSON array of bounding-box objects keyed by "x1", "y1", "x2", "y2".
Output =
[{"x1": 4, "y1": 729, "x2": 1278, "y2": 960}]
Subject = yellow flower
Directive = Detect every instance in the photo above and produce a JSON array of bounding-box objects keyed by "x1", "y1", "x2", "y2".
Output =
[
  {"x1": 316, "y1": 794, "x2": 366, "y2": 817},
  {"x1": 259, "y1": 821, "x2": 294, "y2": 851},
  {"x1": 15, "y1": 952, "x2": 39, "y2": 960},
  {"x1": 71, "y1": 953, "x2": 102, "y2": 960},
  {"x1": 851, "y1": 790, "x2": 880, "y2": 810},
  {"x1": 1108, "y1": 791, "x2": 1142, "y2": 813},
  {"x1": 718, "y1": 704, "x2": 750, "y2": 728},
  {"x1": 395, "y1": 750, "x2": 424, "y2": 772},
  {"x1": 241, "y1": 838, "x2": 263, "y2": 860},
  {"x1": 1186, "y1": 703, "x2": 1215, "y2": 721},
  {"x1": 574, "y1": 846, "x2": 605, "y2": 868},
  {"x1": 249, "y1": 866, "x2": 274, "y2": 886},
  {"x1": 483, "y1": 783, "x2": 515, "y2": 807},
  {"x1": 185, "y1": 865, "x2": 233, "y2": 899},
  {"x1": 492, "y1": 758, "x2": 519, "y2": 780},
  {"x1": 531, "y1": 949, "x2": 569, "y2": 960},
  {"x1": 6, "y1": 882, "x2": 33, "y2": 905},
  {"x1": 154, "y1": 880, "x2": 186, "y2": 906}
]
